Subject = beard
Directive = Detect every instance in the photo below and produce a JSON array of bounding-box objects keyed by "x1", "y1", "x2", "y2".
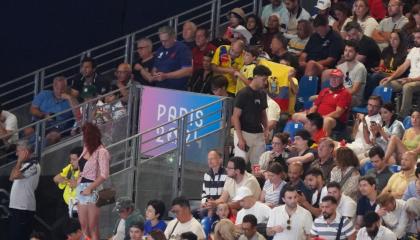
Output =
[
  {"x1": 323, "y1": 212, "x2": 332, "y2": 220},
  {"x1": 367, "y1": 226, "x2": 379, "y2": 238}
]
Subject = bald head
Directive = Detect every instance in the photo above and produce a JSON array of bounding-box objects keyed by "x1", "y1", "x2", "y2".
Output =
[
  {"x1": 401, "y1": 151, "x2": 417, "y2": 171},
  {"x1": 116, "y1": 63, "x2": 132, "y2": 83},
  {"x1": 230, "y1": 40, "x2": 245, "y2": 59}
]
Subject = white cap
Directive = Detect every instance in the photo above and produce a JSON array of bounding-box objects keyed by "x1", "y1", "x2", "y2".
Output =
[
  {"x1": 315, "y1": 0, "x2": 331, "y2": 10},
  {"x1": 233, "y1": 186, "x2": 253, "y2": 201},
  {"x1": 233, "y1": 25, "x2": 252, "y2": 44}
]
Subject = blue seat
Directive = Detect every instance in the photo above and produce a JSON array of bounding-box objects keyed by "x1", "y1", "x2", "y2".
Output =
[
  {"x1": 353, "y1": 86, "x2": 393, "y2": 114},
  {"x1": 296, "y1": 75, "x2": 319, "y2": 111},
  {"x1": 360, "y1": 160, "x2": 374, "y2": 176},
  {"x1": 389, "y1": 164, "x2": 401, "y2": 173},
  {"x1": 403, "y1": 116, "x2": 412, "y2": 129},
  {"x1": 283, "y1": 121, "x2": 303, "y2": 140}
]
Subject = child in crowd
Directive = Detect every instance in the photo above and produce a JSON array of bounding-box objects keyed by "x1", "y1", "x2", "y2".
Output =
[
  {"x1": 234, "y1": 45, "x2": 259, "y2": 94},
  {"x1": 95, "y1": 85, "x2": 127, "y2": 124}
]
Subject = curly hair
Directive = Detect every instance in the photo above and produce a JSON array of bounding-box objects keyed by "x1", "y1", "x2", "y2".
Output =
[
  {"x1": 82, "y1": 122, "x2": 102, "y2": 154},
  {"x1": 335, "y1": 146, "x2": 359, "y2": 168}
]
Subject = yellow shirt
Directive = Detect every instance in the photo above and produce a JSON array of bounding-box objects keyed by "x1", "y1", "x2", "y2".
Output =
[
  {"x1": 211, "y1": 45, "x2": 244, "y2": 94},
  {"x1": 236, "y1": 63, "x2": 255, "y2": 94},
  {"x1": 383, "y1": 170, "x2": 416, "y2": 199},
  {"x1": 58, "y1": 164, "x2": 80, "y2": 205}
]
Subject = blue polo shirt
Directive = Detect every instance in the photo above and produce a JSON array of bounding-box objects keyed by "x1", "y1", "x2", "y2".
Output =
[
  {"x1": 32, "y1": 90, "x2": 74, "y2": 128},
  {"x1": 356, "y1": 196, "x2": 377, "y2": 217},
  {"x1": 154, "y1": 41, "x2": 192, "y2": 90}
]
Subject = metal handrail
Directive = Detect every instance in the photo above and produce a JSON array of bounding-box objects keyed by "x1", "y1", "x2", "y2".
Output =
[{"x1": 2, "y1": 0, "x2": 258, "y2": 111}]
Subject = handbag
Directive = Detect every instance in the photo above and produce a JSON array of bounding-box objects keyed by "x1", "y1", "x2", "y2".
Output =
[{"x1": 94, "y1": 148, "x2": 116, "y2": 207}]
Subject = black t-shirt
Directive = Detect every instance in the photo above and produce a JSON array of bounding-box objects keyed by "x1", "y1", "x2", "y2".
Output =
[
  {"x1": 71, "y1": 73, "x2": 110, "y2": 97},
  {"x1": 271, "y1": 51, "x2": 299, "y2": 70},
  {"x1": 304, "y1": 29, "x2": 344, "y2": 67},
  {"x1": 188, "y1": 69, "x2": 213, "y2": 94},
  {"x1": 356, "y1": 195, "x2": 377, "y2": 217},
  {"x1": 358, "y1": 35, "x2": 381, "y2": 72},
  {"x1": 133, "y1": 57, "x2": 155, "y2": 86},
  {"x1": 234, "y1": 86, "x2": 268, "y2": 133}
]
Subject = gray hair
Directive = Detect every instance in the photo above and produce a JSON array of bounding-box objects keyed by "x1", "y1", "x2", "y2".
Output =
[
  {"x1": 158, "y1": 26, "x2": 176, "y2": 37},
  {"x1": 16, "y1": 140, "x2": 34, "y2": 153},
  {"x1": 137, "y1": 38, "x2": 152, "y2": 48},
  {"x1": 406, "y1": 198, "x2": 420, "y2": 216}
]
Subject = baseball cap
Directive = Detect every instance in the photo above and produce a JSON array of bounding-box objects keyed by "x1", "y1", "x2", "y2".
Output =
[
  {"x1": 233, "y1": 25, "x2": 253, "y2": 44},
  {"x1": 79, "y1": 85, "x2": 97, "y2": 99},
  {"x1": 233, "y1": 186, "x2": 253, "y2": 201},
  {"x1": 315, "y1": 0, "x2": 331, "y2": 10},
  {"x1": 330, "y1": 69, "x2": 344, "y2": 78},
  {"x1": 113, "y1": 196, "x2": 134, "y2": 212}
]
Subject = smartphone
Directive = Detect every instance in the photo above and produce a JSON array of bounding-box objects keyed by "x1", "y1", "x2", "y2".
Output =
[{"x1": 237, "y1": 143, "x2": 250, "y2": 152}]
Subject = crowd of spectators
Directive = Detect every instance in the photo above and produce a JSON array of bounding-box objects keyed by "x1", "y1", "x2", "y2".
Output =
[{"x1": 4, "y1": 0, "x2": 420, "y2": 239}]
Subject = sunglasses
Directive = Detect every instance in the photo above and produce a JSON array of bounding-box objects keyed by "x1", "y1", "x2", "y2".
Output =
[{"x1": 286, "y1": 216, "x2": 291, "y2": 230}]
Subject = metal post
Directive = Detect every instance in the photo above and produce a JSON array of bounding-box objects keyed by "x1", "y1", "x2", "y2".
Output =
[
  {"x1": 129, "y1": 34, "x2": 136, "y2": 65},
  {"x1": 124, "y1": 85, "x2": 135, "y2": 167},
  {"x1": 174, "y1": 17, "x2": 179, "y2": 37},
  {"x1": 210, "y1": 0, "x2": 217, "y2": 40},
  {"x1": 215, "y1": 0, "x2": 221, "y2": 38},
  {"x1": 253, "y1": 0, "x2": 258, "y2": 14},
  {"x1": 40, "y1": 70, "x2": 45, "y2": 92},
  {"x1": 258, "y1": 0, "x2": 263, "y2": 16},
  {"x1": 124, "y1": 36, "x2": 131, "y2": 63},
  {"x1": 176, "y1": 115, "x2": 187, "y2": 197},
  {"x1": 33, "y1": 71, "x2": 40, "y2": 99}
]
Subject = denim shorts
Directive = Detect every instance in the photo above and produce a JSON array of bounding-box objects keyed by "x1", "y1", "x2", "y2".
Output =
[{"x1": 76, "y1": 182, "x2": 98, "y2": 205}]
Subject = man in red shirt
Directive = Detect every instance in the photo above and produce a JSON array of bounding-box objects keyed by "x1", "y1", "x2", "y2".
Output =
[
  {"x1": 293, "y1": 69, "x2": 351, "y2": 136},
  {"x1": 192, "y1": 27, "x2": 216, "y2": 72}
]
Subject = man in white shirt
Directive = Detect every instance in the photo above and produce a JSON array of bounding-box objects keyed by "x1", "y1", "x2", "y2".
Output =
[
  {"x1": 327, "y1": 182, "x2": 356, "y2": 219},
  {"x1": 207, "y1": 157, "x2": 261, "y2": 211},
  {"x1": 0, "y1": 104, "x2": 18, "y2": 145},
  {"x1": 234, "y1": 186, "x2": 271, "y2": 225},
  {"x1": 267, "y1": 185, "x2": 313, "y2": 240},
  {"x1": 375, "y1": 193, "x2": 409, "y2": 239},
  {"x1": 347, "y1": 96, "x2": 382, "y2": 159},
  {"x1": 372, "y1": 0, "x2": 408, "y2": 50},
  {"x1": 8, "y1": 140, "x2": 41, "y2": 240},
  {"x1": 279, "y1": 0, "x2": 311, "y2": 39},
  {"x1": 165, "y1": 196, "x2": 205, "y2": 240},
  {"x1": 356, "y1": 211, "x2": 396, "y2": 240},
  {"x1": 381, "y1": 29, "x2": 420, "y2": 116},
  {"x1": 261, "y1": 0, "x2": 285, "y2": 28}
]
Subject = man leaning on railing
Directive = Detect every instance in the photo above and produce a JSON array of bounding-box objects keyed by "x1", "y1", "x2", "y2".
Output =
[{"x1": 30, "y1": 76, "x2": 78, "y2": 146}]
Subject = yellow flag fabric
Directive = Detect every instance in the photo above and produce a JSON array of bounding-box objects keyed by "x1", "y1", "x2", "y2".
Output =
[
  {"x1": 211, "y1": 45, "x2": 244, "y2": 94},
  {"x1": 236, "y1": 63, "x2": 256, "y2": 94},
  {"x1": 259, "y1": 59, "x2": 293, "y2": 93}
]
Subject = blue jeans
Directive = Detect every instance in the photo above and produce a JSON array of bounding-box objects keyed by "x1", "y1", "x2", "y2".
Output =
[{"x1": 76, "y1": 182, "x2": 98, "y2": 205}]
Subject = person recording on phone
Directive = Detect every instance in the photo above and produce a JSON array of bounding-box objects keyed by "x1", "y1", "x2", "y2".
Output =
[
  {"x1": 8, "y1": 140, "x2": 41, "y2": 240},
  {"x1": 346, "y1": 95, "x2": 383, "y2": 160},
  {"x1": 232, "y1": 65, "x2": 272, "y2": 166}
]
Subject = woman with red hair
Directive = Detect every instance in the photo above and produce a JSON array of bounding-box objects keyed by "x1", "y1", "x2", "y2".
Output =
[{"x1": 76, "y1": 122, "x2": 110, "y2": 240}]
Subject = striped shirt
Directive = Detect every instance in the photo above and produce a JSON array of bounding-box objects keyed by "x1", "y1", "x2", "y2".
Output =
[
  {"x1": 262, "y1": 179, "x2": 286, "y2": 206},
  {"x1": 201, "y1": 168, "x2": 227, "y2": 203},
  {"x1": 310, "y1": 213, "x2": 355, "y2": 240}
]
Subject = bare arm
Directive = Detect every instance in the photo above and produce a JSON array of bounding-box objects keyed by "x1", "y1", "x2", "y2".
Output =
[
  {"x1": 325, "y1": 106, "x2": 345, "y2": 119},
  {"x1": 164, "y1": 67, "x2": 193, "y2": 79},
  {"x1": 347, "y1": 81, "x2": 362, "y2": 96},
  {"x1": 211, "y1": 64, "x2": 235, "y2": 75},
  {"x1": 30, "y1": 105, "x2": 46, "y2": 119},
  {"x1": 317, "y1": 57, "x2": 336, "y2": 68},
  {"x1": 232, "y1": 107, "x2": 244, "y2": 142},
  {"x1": 371, "y1": 29, "x2": 390, "y2": 43},
  {"x1": 299, "y1": 52, "x2": 308, "y2": 68}
]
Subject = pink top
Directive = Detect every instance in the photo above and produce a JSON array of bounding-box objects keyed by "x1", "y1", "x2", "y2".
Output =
[{"x1": 79, "y1": 145, "x2": 110, "y2": 182}]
